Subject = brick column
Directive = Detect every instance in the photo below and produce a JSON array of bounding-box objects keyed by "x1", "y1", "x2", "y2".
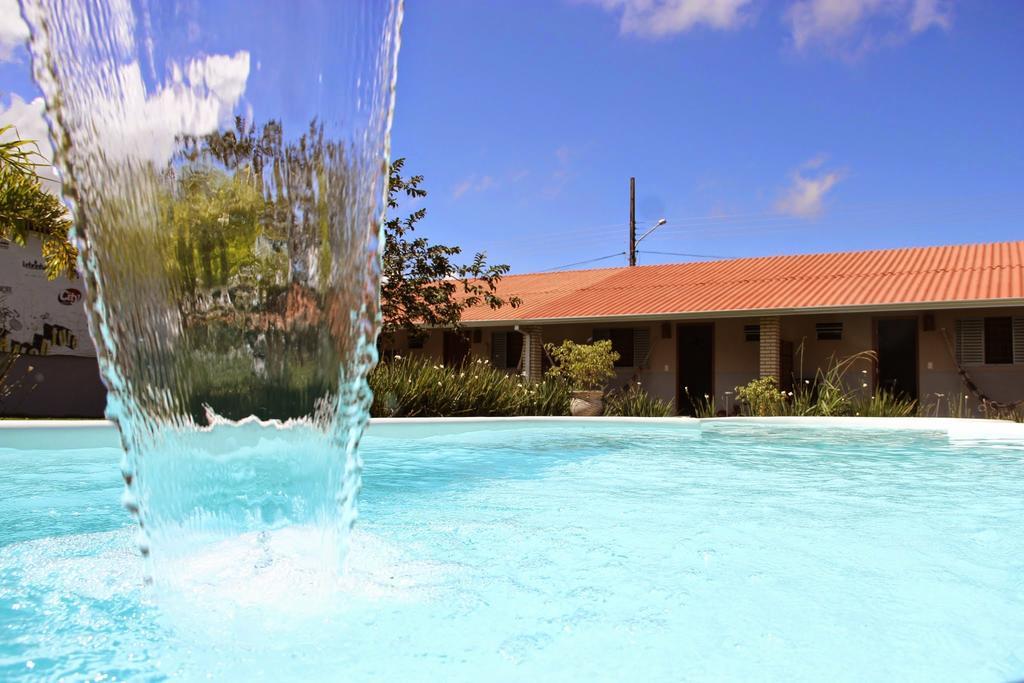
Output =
[
  {"x1": 521, "y1": 326, "x2": 544, "y2": 382},
  {"x1": 759, "y1": 316, "x2": 781, "y2": 380}
]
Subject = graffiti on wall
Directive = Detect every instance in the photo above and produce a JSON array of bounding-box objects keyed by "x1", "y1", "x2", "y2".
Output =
[{"x1": 0, "y1": 237, "x2": 95, "y2": 357}]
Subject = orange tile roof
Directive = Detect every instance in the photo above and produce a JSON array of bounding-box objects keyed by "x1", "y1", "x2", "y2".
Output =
[{"x1": 460, "y1": 241, "x2": 1024, "y2": 324}]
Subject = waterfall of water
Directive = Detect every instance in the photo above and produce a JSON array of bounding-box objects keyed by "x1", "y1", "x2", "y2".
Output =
[{"x1": 21, "y1": 0, "x2": 402, "y2": 591}]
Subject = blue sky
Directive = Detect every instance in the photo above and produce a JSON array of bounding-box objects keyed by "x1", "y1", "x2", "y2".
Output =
[
  {"x1": 3, "y1": 1, "x2": 1022, "y2": 274},
  {"x1": 389, "y1": 0, "x2": 1024, "y2": 272}
]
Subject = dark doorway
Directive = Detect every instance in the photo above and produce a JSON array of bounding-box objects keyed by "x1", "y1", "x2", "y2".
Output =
[
  {"x1": 443, "y1": 330, "x2": 471, "y2": 368},
  {"x1": 876, "y1": 318, "x2": 918, "y2": 400},
  {"x1": 677, "y1": 323, "x2": 714, "y2": 416}
]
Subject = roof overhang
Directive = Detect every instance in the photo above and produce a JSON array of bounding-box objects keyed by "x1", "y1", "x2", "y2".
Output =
[{"x1": 454, "y1": 298, "x2": 1024, "y2": 328}]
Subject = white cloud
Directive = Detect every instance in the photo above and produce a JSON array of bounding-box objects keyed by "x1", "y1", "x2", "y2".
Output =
[
  {"x1": 83, "y1": 51, "x2": 250, "y2": 165},
  {"x1": 542, "y1": 146, "x2": 576, "y2": 199},
  {"x1": 775, "y1": 159, "x2": 844, "y2": 218},
  {"x1": 0, "y1": 94, "x2": 60, "y2": 192},
  {"x1": 0, "y1": 0, "x2": 29, "y2": 62},
  {"x1": 453, "y1": 177, "x2": 474, "y2": 200},
  {"x1": 909, "y1": 0, "x2": 953, "y2": 32},
  {"x1": 453, "y1": 174, "x2": 498, "y2": 199},
  {"x1": 785, "y1": 0, "x2": 952, "y2": 54},
  {"x1": 585, "y1": 0, "x2": 753, "y2": 37},
  {"x1": 16, "y1": 0, "x2": 248, "y2": 166}
]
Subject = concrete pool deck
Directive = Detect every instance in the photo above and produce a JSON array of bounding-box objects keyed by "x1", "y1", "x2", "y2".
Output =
[{"x1": 2, "y1": 416, "x2": 1024, "y2": 449}]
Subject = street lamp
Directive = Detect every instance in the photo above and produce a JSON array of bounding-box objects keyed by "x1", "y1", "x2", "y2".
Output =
[
  {"x1": 636, "y1": 218, "x2": 667, "y2": 246},
  {"x1": 629, "y1": 217, "x2": 667, "y2": 265}
]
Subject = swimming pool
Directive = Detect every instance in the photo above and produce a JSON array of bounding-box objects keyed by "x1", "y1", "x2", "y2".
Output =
[{"x1": 2, "y1": 418, "x2": 1022, "y2": 681}]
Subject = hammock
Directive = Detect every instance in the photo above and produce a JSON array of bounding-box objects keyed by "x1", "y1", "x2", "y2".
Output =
[{"x1": 939, "y1": 328, "x2": 1024, "y2": 413}]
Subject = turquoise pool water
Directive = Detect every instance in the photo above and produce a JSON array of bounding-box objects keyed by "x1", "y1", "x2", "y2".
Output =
[{"x1": 1, "y1": 420, "x2": 1023, "y2": 681}]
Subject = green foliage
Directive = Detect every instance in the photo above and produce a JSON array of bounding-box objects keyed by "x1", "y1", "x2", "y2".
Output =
[
  {"x1": 544, "y1": 340, "x2": 619, "y2": 391},
  {"x1": 734, "y1": 350, "x2": 917, "y2": 418},
  {"x1": 0, "y1": 125, "x2": 76, "y2": 279},
  {"x1": 369, "y1": 355, "x2": 569, "y2": 417},
  {"x1": 381, "y1": 159, "x2": 521, "y2": 342},
  {"x1": 605, "y1": 383, "x2": 674, "y2": 417},
  {"x1": 168, "y1": 166, "x2": 265, "y2": 292},
  {"x1": 922, "y1": 392, "x2": 973, "y2": 418},
  {"x1": 852, "y1": 389, "x2": 918, "y2": 417},
  {"x1": 0, "y1": 351, "x2": 36, "y2": 408},
  {"x1": 735, "y1": 376, "x2": 788, "y2": 416},
  {"x1": 0, "y1": 124, "x2": 40, "y2": 176}
]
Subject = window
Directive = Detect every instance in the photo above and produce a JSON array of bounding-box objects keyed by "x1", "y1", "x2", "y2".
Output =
[
  {"x1": 744, "y1": 324, "x2": 760, "y2": 342},
  {"x1": 816, "y1": 322, "x2": 843, "y2": 341},
  {"x1": 956, "y1": 317, "x2": 1024, "y2": 365},
  {"x1": 490, "y1": 331, "x2": 523, "y2": 369},
  {"x1": 956, "y1": 319, "x2": 983, "y2": 365},
  {"x1": 593, "y1": 328, "x2": 651, "y2": 368},
  {"x1": 984, "y1": 317, "x2": 1013, "y2": 365}
]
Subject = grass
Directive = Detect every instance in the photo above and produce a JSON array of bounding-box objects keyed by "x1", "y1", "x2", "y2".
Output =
[
  {"x1": 369, "y1": 355, "x2": 569, "y2": 417},
  {"x1": 734, "y1": 350, "x2": 919, "y2": 418},
  {"x1": 605, "y1": 384, "x2": 674, "y2": 417},
  {"x1": 369, "y1": 357, "x2": 679, "y2": 418}
]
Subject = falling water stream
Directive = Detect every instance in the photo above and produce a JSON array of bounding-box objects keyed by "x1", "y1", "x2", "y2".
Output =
[{"x1": 20, "y1": 0, "x2": 402, "y2": 595}]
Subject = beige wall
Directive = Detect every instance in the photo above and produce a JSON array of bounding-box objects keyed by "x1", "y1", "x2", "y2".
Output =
[
  {"x1": 919, "y1": 307, "x2": 1024, "y2": 415},
  {"x1": 397, "y1": 305, "x2": 1024, "y2": 416}
]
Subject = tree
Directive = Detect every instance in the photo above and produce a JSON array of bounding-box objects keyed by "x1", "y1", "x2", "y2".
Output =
[
  {"x1": 381, "y1": 158, "x2": 520, "y2": 342},
  {"x1": 0, "y1": 125, "x2": 76, "y2": 279}
]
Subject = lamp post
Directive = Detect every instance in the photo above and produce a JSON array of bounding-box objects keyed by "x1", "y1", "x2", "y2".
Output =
[{"x1": 630, "y1": 217, "x2": 667, "y2": 265}]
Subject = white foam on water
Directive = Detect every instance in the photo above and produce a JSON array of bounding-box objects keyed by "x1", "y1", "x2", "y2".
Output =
[{"x1": 1, "y1": 525, "x2": 453, "y2": 624}]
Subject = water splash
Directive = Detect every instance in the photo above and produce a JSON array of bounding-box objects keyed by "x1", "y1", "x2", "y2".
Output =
[{"x1": 21, "y1": 0, "x2": 402, "y2": 588}]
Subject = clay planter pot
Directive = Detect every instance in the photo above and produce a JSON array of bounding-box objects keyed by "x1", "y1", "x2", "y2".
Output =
[{"x1": 569, "y1": 390, "x2": 604, "y2": 417}]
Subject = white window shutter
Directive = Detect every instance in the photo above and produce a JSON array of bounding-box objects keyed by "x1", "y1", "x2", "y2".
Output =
[
  {"x1": 956, "y1": 319, "x2": 984, "y2": 366},
  {"x1": 490, "y1": 331, "x2": 507, "y2": 368},
  {"x1": 633, "y1": 328, "x2": 651, "y2": 368},
  {"x1": 1013, "y1": 317, "x2": 1024, "y2": 364}
]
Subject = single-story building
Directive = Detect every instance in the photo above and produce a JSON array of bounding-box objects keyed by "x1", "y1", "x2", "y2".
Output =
[{"x1": 387, "y1": 240, "x2": 1024, "y2": 416}]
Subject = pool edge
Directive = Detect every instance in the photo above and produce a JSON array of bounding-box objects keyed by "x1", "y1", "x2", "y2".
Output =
[{"x1": 2, "y1": 416, "x2": 1023, "y2": 449}]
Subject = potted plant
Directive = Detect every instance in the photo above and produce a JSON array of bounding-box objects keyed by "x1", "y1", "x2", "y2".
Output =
[{"x1": 545, "y1": 339, "x2": 619, "y2": 416}]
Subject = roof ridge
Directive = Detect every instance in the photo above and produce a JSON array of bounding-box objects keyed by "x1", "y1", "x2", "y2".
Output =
[
  {"x1": 505, "y1": 239, "x2": 1024, "y2": 277},
  {"x1": 572, "y1": 259, "x2": 1023, "y2": 293}
]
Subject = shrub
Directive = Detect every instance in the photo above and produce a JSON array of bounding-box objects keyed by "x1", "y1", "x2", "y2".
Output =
[
  {"x1": 369, "y1": 355, "x2": 569, "y2": 417},
  {"x1": 605, "y1": 384, "x2": 674, "y2": 417},
  {"x1": 852, "y1": 389, "x2": 917, "y2": 417},
  {"x1": 0, "y1": 352, "x2": 35, "y2": 410},
  {"x1": 544, "y1": 340, "x2": 618, "y2": 391},
  {"x1": 735, "y1": 376, "x2": 789, "y2": 416},
  {"x1": 735, "y1": 350, "x2": 917, "y2": 418}
]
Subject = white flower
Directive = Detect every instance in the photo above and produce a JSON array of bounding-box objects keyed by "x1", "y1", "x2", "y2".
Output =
[{"x1": 394, "y1": 355, "x2": 402, "y2": 360}]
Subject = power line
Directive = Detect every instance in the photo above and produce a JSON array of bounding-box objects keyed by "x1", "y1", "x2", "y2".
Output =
[
  {"x1": 548, "y1": 251, "x2": 626, "y2": 271},
  {"x1": 637, "y1": 250, "x2": 724, "y2": 260}
]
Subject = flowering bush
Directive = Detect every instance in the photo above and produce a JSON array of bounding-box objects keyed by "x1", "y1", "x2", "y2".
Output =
[
  {"x1": 735, "y1": 376, "x2": 788, "y2": 416},
  {"x1": 544, "y1": 340, "x2": 618, "y2": 391}
]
